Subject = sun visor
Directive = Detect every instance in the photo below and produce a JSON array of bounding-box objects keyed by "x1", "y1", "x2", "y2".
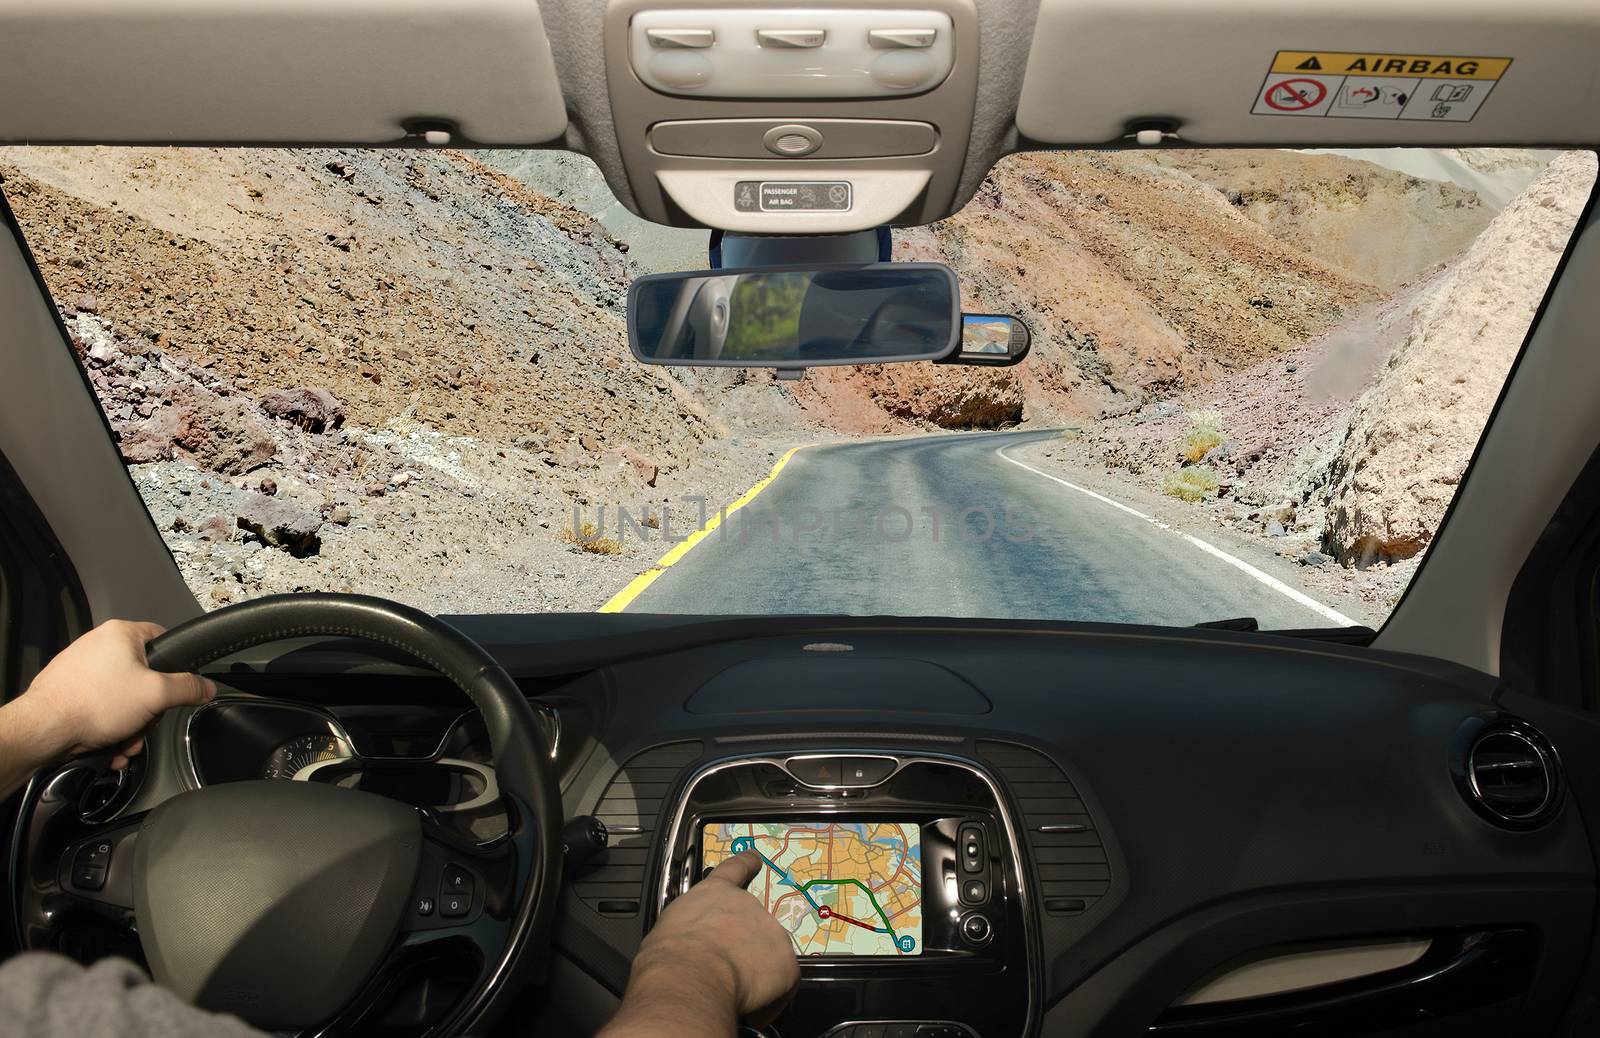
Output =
[
  {"x1": 0, "y1": 0, "x2": 568, "y2": 145},
  {"x1": 1017, "y1": 0, "x2": 1600, "y2": 146}
]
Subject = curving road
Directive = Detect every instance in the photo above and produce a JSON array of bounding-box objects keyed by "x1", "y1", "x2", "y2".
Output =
[{"x1": 626, "y1": 430, "x2": 1348, "y2": 628}]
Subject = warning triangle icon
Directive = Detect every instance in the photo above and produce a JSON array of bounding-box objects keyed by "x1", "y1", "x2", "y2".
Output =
[{"x1": 1296, "y1": 56, "x2": 1323, "y2": 70}]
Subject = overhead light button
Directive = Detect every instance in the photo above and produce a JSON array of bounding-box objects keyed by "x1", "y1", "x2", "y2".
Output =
[
  {"x1": 756, "y1": 28, "x2": 826, "y2": 48},
  {"x1": 761, "y1": 124, "x2": 824, "y2": 157},
  {"x1": 646, "y1": 28, "x2": 715, "y2": 49},
  {"x1": 868, "y1": 28, "x2": 936, "y2": 48}
]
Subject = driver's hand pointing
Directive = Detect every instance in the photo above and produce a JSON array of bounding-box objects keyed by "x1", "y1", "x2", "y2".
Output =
[{"x1": 599, "y1": 850, "x2": 801, "y2": 1037}]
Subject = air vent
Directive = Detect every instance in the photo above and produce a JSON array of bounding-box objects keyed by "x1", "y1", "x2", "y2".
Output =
[
  {"x1": 1453, "y1": 718, "x2": 1562, "y2": 830},
  {"x1": 976, "y1": 740, "x2": 1110, "y2": 915},
  {"x1": 574, "y1": 741, "x2": 703, "y2": 918},
  {"x1": 76, "y1": 752, "x2": 146, "y2": 823}
]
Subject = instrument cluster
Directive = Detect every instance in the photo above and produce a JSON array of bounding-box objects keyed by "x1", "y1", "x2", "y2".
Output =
[{"x1": 186, "y1": 698, "x2": 508, "y2": 843}]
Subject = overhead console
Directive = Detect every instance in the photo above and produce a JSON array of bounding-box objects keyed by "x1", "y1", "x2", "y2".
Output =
[{"x1": 604, "y1": 1, "x2": 980, "y2": 232}]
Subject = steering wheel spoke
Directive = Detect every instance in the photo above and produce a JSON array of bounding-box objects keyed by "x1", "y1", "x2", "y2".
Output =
[
  {"x1": 13, "y1": 757, "x2": 146, "y2": 957},
  {"x1": 317, "y1": 793, "x2": 545, "y2": 1036}
]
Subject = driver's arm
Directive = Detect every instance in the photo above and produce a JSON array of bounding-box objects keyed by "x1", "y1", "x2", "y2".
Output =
[
  {"x1": 599, "y1": 850, "x2": 801, "y2": 1038},
  {"x1": 0, "y1": 620, "x2": 215, "y2": 799}
]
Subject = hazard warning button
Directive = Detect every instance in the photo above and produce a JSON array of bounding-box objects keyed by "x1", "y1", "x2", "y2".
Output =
[{"x1": 786, "y1": 756, "x2": 845, "y2": 787}]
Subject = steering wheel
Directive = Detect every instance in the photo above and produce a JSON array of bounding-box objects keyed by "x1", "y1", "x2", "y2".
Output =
[{"x1": 19, "y1": 594, "x2": 563, "y2": 1035}]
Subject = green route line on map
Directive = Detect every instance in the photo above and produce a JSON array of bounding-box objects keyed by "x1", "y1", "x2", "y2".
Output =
[{"x1": 729, "y1": 835, "x2": 915, "y2": 953}]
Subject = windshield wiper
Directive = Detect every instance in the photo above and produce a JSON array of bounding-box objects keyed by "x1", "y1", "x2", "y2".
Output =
[
  {"x1": 1193, "y1": 616, "x2": 1379, "y2": 644},
  {"x1": 1194, "y1": 616, "x2": 1259, "y2": 631}
]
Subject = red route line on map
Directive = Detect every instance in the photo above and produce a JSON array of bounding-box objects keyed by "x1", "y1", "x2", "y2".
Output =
[{"x1": 821, "y1": 907, "x2": 879, "y2": 933}]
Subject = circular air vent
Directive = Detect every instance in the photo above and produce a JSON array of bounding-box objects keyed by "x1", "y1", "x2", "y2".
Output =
[
  {"x1": 75, "y1": 751, "x2": 147, "y2": 824},
  {"x1": 1452, "y1": 717, "x2": 1563, "y2": 830}
]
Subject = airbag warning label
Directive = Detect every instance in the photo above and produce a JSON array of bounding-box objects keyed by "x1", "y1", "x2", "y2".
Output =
[
  {"x1": 1252, "y1": 51, "x2": 1510, "y2": 122},
  {"x1": 735, "y1": 181, "x2": 852, "y2": 213}
]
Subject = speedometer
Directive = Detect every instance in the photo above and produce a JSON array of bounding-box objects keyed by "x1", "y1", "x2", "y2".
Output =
[{"x1": 262, "y1": 733, "x2": 352, "y2": 781}]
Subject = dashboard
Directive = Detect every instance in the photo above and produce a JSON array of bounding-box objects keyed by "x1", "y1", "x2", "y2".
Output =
[{"x1": 16, "y1": 614, "x2": 1599, "y2": 1037}]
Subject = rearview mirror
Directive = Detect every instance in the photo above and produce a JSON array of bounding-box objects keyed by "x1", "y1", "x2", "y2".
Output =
[
  {"x1": 627, "y1": 263, "x2": 959, "y2": 368},
  {"x1": 940, "y1": 314, "x2": 1032, "y2": 367}
]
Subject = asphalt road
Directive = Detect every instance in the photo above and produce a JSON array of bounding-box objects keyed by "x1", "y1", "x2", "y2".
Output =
[{"x1": 627, "y1": 430, "x2": 1345, "y2": 628}]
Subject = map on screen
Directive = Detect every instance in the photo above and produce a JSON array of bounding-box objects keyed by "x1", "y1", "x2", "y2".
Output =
[{"x1": 701, "y1": 821, "x2": 922, "y2": 956}]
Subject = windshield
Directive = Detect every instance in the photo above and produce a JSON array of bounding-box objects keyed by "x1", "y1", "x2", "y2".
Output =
[{"x1": 2, "y1": 147, "x2": 1592, "y2": 628}]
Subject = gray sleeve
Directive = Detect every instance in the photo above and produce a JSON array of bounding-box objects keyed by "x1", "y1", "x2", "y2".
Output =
[{"x1": 0, "y1": 953, "x2": 266, "y2": 1038}]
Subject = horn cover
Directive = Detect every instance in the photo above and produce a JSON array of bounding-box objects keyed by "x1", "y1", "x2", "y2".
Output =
[{"x1": 133, "y1": 780, "x2": 422, "y2": 1028}]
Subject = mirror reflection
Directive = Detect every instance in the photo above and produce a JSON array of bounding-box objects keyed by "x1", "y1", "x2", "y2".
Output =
[{"x1": 628, "y1": 263, "x2": 959, "y2": 367}]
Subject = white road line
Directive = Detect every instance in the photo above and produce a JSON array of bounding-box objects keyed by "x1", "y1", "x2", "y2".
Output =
[{"x1": 996, "y1": 445, "x2": 1360, "y2": 628}]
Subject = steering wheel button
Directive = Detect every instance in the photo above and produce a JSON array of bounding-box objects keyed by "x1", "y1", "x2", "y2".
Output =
[
  {"x1": 416, "y1": 896, "x2": 434, "y2": 916},
  {"x1": 440, "y1": 893, "x2": 470, "y2": 918},
  {"x1": 72, "y1": 863, "x2": 106, "y2": 891},
  {"x1": 442, "y1": 864, "x2": 474, "y2": 895}
]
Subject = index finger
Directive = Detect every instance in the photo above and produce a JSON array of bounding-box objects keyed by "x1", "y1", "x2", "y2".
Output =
[
  {"x1": 708, "y1": 849, "x2": 761, "y2": 889},
  {"x1": 124, "y1": 621, "x2": 167, "y2": 654}
]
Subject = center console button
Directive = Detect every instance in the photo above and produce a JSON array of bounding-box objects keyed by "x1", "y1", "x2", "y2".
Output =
[
  {"x1": 839, "y1": 757, "x2": 896, "y2": 786},
  {"x1": 961, "y1": 913, "x2": 992, "y2": 945},
  {"x1": 786, "y1": 756, "x2": 844, "y2": 787},
  {"x1": 961, "y1": 878, "x2": 986, "y2": 903},
  {"x1": 958, "y1": 823, "x2": 984, "y2": 872}
]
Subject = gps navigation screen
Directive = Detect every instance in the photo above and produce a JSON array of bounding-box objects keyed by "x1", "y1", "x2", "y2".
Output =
[{"x1": 701, "y1": 821, "x2": 923, "y2": 956}]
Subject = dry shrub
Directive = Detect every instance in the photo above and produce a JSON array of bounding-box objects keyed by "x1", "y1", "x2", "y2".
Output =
[
  {"x1": 561, "y1": 521, "x2": 623, "y2": 556},
  {"x1": 1162, "y1": 466, "x2": 1221, "y2": 502},
  {"x1": 1179, "y1": 409, "x2": 1225, "y2": 463}
]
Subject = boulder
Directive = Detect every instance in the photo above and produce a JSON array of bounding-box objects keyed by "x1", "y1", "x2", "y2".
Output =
[
  {"x1": 173, "y1": 392, "x2": 277, "y2": 474},
  {"x1": 197, "y1": 515, "x2": 233, "y2": 543},
  {"x1": 869, "y1": 368, "x2": 1025, "y2": 429},
  {"x1": 236, "y1": 494, "x2": 323, "y2": 557},
  {"x1": 257, "y1": 386, "x2": 345, "y2": 433},
  {"x1": 610, "y1": 446, "x2": 659, "y2": 487}
]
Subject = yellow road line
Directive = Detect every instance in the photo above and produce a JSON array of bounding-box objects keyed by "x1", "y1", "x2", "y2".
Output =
[{"x1": 598, "y1": 445, "x2": 806, "y2": 613}]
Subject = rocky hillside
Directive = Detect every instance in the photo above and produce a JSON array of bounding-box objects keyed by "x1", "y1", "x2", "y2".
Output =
[
  {"x1": 0, "y1": 146, "x2": 804, "y2": 611},
  {"x1": 790, "y1": 149, "x2": 1494, "y2": 432},
  {"x1": 1015, "y1": 149, "x2": 1593, "y2": 611},
  {"x1": 1146, "y1": 149, "x2": 1494, "y2": 290},
  {"x1": 1316, "y1": 150, "x2": 1597, "y2": 564},
  {"x1": 0, "y1": 147, "x2": 708, "y2": 461}
]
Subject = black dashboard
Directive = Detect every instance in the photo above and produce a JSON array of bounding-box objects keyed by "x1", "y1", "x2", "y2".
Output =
[{"x1": 17, "y1": 614, "x2": 1599, "y2": 1037}]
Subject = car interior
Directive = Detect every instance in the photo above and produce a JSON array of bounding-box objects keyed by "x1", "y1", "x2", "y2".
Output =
[{"x1": 3, "y1": 1, "x2": 1600, "y2": 1036}]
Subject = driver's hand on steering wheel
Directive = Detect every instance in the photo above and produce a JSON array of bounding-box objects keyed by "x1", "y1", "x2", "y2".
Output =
[
  {"x1": 0, "y1": 620, "x2": 216, "y2": 798},
  {"x1": 600, "y1": 850, "x2": 801, "y2": 1037}
]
